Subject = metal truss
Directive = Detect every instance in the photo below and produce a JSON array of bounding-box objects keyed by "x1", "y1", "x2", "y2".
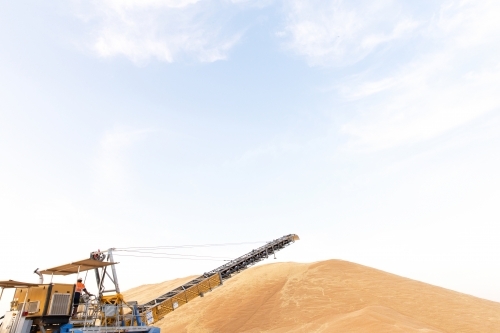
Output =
[
  {"x1": 207, "y1": 234, "x2": 299, "y2": 279},
  {"x1": 137, "y1": 234, "x2": 299, "y2": 315}
]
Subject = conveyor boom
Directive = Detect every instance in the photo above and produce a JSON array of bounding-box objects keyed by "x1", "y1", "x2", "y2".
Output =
[{"x1": 137, "y1": 234, "x2": 299, "y2": 323}]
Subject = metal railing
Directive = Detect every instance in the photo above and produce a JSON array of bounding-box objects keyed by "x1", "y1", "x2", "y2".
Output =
[{"x1": 72, "y1": 296, "x2": 144, "y2": 329}]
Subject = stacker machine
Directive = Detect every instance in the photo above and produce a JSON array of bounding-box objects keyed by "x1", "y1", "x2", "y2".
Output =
[{"x1": 0, "y1": 234, "x2": 299, "y2": 333}]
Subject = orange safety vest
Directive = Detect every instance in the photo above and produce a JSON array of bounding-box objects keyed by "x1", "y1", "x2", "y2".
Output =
[{"x1": 76, "y1": 282, "x2": 85, "y2": 293}]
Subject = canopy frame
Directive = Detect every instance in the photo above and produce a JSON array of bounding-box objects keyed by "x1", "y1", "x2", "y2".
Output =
[
  {"x1": 0, "y1": 280, "x2": 38, "y2": 303},
  {"x1": 39, "y1": 258, "x2": 118, "y2": 276}
]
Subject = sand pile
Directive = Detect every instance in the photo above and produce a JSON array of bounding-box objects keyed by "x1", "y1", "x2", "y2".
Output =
[{"x1": 123, "y1": 260, "x2": 500, "y2": 332}]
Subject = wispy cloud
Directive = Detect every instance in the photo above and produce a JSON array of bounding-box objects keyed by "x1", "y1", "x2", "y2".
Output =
[
  {"x1": 280, "y1": 0, "x2": 419, "y2": 66},
  {"x1": 77, "y1": 0, "x2": 256, "y2": 63},
  {"x1": 336, "y1": 1, "x2": 500, "y2": 151},
  {"x1": 279, "y1": 1, "x2": 500, "y2": 151},
  {"x1": 230, "y1": 142, "x2": 299, "y2": 166}
]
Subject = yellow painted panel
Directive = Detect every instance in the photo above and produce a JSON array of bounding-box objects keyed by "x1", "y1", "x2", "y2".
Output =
[
  {"x1": 48, "y1": 283, "x2": 74, "y2": 316},
  {"x1": 25, "y1": 285, "x2": 50, "y2": 317},
  {"x1": 146, "y1": 274, "x2": 223, "y2": 324},
  {"x1": 11, "y1": 284, "x2": 73, "y2": 317}
]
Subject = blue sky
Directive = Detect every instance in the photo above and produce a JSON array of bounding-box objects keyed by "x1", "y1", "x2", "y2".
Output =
[{"x1": 1, "y1": 0, "x2": 500, "y2": 313}]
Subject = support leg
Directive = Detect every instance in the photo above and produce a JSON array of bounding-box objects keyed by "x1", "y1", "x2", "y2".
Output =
[{"x1": 38, "y1": 324, "x2": 46, "y2": 333}]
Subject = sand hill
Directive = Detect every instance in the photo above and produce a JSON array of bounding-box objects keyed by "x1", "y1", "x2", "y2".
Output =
[{"x1": 123, "y1": 260, "x2": 500, "y2": 332}]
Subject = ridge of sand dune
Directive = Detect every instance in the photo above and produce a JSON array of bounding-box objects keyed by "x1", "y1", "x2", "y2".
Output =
[{"x1": 123, "y1": 260, "x2": 500, "y2": 332}]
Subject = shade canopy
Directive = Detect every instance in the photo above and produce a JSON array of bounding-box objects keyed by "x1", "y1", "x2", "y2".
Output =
[
  {"x1": 0, "y1": 280, "x2": 39, "y2": 288},
  {"x1": 39, "y1": 259, "x2": 118, "y2": 276}
]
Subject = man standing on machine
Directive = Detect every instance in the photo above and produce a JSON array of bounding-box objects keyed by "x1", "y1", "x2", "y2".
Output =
[{"x1": 73, "y1": 278, "x2": 93, "y2": 317}]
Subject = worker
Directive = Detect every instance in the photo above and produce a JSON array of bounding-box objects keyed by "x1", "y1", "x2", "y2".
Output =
[{"x1": 73, "y1": 278, "x2": 93, "y2": 317}]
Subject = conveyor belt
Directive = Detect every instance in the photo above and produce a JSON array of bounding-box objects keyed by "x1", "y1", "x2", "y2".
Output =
[
  {"x1": 136, "y1": 234, "x2": 299, "y2": 322},
  {"x1": 207, "y1": 234, "x2": 299, "y2": 279}
]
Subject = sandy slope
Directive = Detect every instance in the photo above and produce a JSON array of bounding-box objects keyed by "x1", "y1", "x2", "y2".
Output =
[{"x1": 123, "y1": 260, "x2": 500, "y2": 332}]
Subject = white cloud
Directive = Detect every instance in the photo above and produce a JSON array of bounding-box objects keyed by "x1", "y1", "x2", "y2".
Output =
[
  {"x1": 280, "y1": 1, "x2": 500, "y2": 151},
  {"x1": 78, "y1": 0, "x2": 249, "y2": 63},
  {"x1": 336, "y1": 1, "x2": 500, "y2": 151},
  {"x1": 281, "y1": 0, "x2": 419, "y2": 66},
  {"x1": 230, "y1": 142, "x2": 300, "y2": 165},
  {"x1": 102, "y1": 0, "x2": 200, "y2": 10}
]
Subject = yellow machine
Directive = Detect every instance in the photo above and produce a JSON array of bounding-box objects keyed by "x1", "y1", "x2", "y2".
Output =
[
  {"x1": 0, "y1": 259, "x2": 125, "y2": 333},
  {"x1": 0, "y1": 234, "x2": 299, "y2": 333},
  {"x1": 11, "y1": 284, "x2": 74, "y2": 319}
]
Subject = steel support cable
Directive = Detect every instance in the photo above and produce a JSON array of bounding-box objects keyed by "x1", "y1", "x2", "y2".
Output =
[
  {"x1": 114, "y1": 241, "x2": 267, "y2": 250},
  {"x1": 112, "y1": 253, "x2": 228, "y2": 261},
  {"x1": 114, "y1": 249, "x2": 232, "y2": 259},
  {"x1": 135, "y1": 234, "x2": 299, "y2": 316}
]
